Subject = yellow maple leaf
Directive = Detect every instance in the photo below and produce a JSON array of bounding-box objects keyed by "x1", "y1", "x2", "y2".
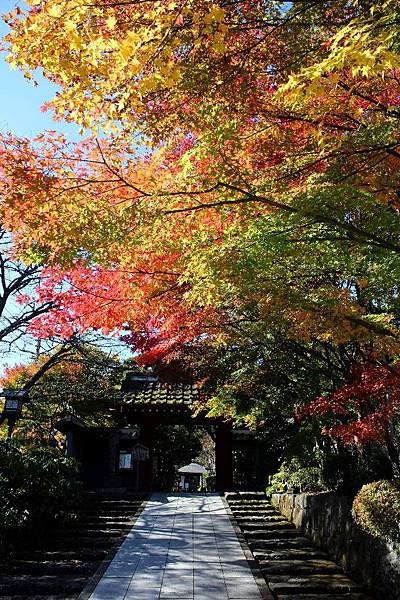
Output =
[
  {"x1": 204, "y1": 5, "x2": 225, "y2": 24},
  {"x1": 127, "y1": 31, "x2": 140, "y2": 45},
  {"x1": 48, "y1": 5, "x2": 63, "y2": 18},
  {"x1": 131, "y1": 60, "x2": 142, "y2": 75},
  {"x1": 119, "y1": 43, "x2": 133, "y2": 62},
  {"x1": 213, "y1": 40, "x2": 226, "y2": 54},
  {"x1": 106, "y1": 16, "x2": 117, "y2": 30},
  {"x1": 64, "y1": 20, "x2": 76, "y2": 33}
]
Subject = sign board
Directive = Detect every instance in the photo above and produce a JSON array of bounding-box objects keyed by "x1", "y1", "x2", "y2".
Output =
[{"x1": 119, "y1": 451, "x2": 133, "y2": 470}]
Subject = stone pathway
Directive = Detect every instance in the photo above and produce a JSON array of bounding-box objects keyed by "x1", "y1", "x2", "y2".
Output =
[{"x1": 88, "y1": 493, "x2": 263, "y2": 600}]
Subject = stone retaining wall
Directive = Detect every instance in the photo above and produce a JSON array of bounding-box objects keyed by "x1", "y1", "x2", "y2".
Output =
[{"x1": 271, "y1": 492, "x2": 400, "y2": 600}]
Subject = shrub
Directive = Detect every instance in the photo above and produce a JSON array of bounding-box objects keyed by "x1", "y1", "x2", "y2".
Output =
[
  {"x1": 266, "y1": 459, "x2": 325, "y2": 495},
  {"x1": 352, "y1": 480, "x2": 400, "y2": 543},
  {"x1": 205, "y1": 475, "x2": 216, "y2": 491},
  {"x1": 0, "y1": 441, "x2": 82, "y2": 556}
]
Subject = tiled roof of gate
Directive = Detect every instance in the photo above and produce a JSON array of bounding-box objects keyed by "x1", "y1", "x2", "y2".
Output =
[{"x1": 121, "y1": 382, "x2": 203, "y2": 407}]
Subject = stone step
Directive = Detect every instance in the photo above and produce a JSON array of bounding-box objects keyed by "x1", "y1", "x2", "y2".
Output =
[
  {"x1": 228, "y1": 497, "x2": 271, "y2": 502},
  {"x1": 225, "y1": 492, "x2": 240, "y2": 500},
  {"x1": 230, "y1": 507, "x2": 278, "y2": 513},
  {"x1": 0, "y1": 559, "x2": 99, "y2": 576},
  {"x1": 0, "y1": 595, "x2": 78, "y2": 600},
  {"x1": 20, "y1": 548, "x2": 109, "y2": 562},
  {"x1": 81, "y1": 503, "x2": 140, "y2": 511},
  {"x1": 226, "y1": 495, "x2": 371, "y2": 600},
  {"x1": 80, "y1": 509, "x2": 139, "y2": 518},
  {"x1": 253, "y1": 548, "x2": 327, "y2": 562},
  {"x1": 246, "y1": 528, "x2": 302, "y2": 540},
  {"x1": 228, "y1": 501, "x2": 273, "y2": 508},
  {"x1": 74, "y1": 520, "x2": 134, "y2": 529},
  {"x1": 77, "y1": 514, "x2": 135, "y2": 523},
  {"x1": 0, "y1": 575, "x2": 87, "y2": 595},
  {"x1": 229, "y1": 503, "x2": 276, "y2": 509},
  {"x1": 267, "y1": 573, "x2": 364, "y2": 595},
  {"x1": 87, "y1": 505, "x2": 142, "y2": 513},
  {"x1": 276, "y1": 595, "x2": 371, "y2": 600},
  {"x1": 235, "y1": 514, "x2": 284, "y2": 521},
  {"x1": 50, "y1": 526, "x2": 131, "y2": 536},
  {"x1": 0, "y1": 495, "x2": 146, "y2": 599},
  {"x1": 241, "y1": 521, "x2": 293, "y2": 530},
  {"x1": 249, "y1": 537, "x2": 317, "y2": 550},
  {"x1": 91, "y1": 497, "x2": 142, "y2": 501},
  {"x1": 233, "y1": 513, "x2": 281, "y2": 520},
  {"x1": 82, "y1": 501, "x2": 141, "y2": 508},
  {"x1": 225, "y1": 492, "x2": 266, "y2": 500},
  {"x1": 259, "y1": 559, "x2": 342, "y2": 575},
  {"x1": 232, "y1": 510, "x2": 283, "y2": 519},
  {"x1": 36, "y1": 535, "x2": 120, "y2": 549}
]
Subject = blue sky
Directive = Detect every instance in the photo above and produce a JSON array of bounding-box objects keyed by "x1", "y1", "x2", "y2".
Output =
[
  {"x1": 0, "y1": 2, "x2": 103, "y2": 375},
  {"x1": 0, "y1": 3, "x2": 135, "y2": 376},
  {"x1": 0, "y1": 0, "x2": 81, "y2": 139}
]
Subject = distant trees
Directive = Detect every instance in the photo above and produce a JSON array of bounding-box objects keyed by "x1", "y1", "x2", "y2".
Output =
[
  {"x1": 0, "y1": 345, "x2": 121, "y2": 443},
  {"x1": 0, "y1": 227, "x2": 53, "y2": 361}
]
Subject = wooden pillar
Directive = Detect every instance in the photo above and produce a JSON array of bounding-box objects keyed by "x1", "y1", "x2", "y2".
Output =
[
  {"x1": 215, "y1": 421, "x2": 233, "y2": 491},
  {"x1": 139, "y1": 421, "x2": 156, "y2": 492},
  {"x1": 108, "y1": 431, "x2": 118, "y2": 477}
]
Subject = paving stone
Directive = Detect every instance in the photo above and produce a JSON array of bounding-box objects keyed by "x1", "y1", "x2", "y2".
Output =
[
  {"x1": 167, "y1": 559, "x2": 195, "y2": 570},
  {"x1": 225, "y1": 582, "x2": 262, "y2": 599},
  {"x1": 125, "y1": 585, "x2": 161, "y2": 600},
  {"x1": 90, "y1": 577, "x2": 131, "y2": 600},
  {"x1": 103, "y1": 558, "x2": 140, "y2": 577},
  {"x1": 86, "y1": 493, "x2": 261, "y2": 600},
  {"x1": 136, "y1": 556, "x2": 168, "y2": 570},
  {"x1": 194, "y1": 578, "x2": 228, "y2": 598},
  {"x1": 160, "y1": 574, "x2": 194, "y2": 598}
]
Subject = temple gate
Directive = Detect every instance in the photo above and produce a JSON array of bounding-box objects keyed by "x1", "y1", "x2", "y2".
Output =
[{"x1": 57, "y1": 372, "x2": 275, "y2": 492}]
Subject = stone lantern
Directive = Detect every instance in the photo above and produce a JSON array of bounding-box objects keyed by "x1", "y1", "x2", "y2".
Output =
[{"x1": 0, "y1": 389, "x2": 29, "y2": 437}]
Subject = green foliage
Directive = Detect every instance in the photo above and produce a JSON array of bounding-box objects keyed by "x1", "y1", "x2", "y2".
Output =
[
  {"x1": 352, "y1": 480, "x2": 400, "y2": 543},
  {"x1": 0, "y1": 441, "x2": 82, "y2": 557},
  {"x1": 1, "y1": 346, "x2": 122, "y2": 444},
  {"x1": 266, "y1": 458, "x2": 325, "y2": 495},
  {"x1": 319, "y1": 444, "x2": 394, "y2": 494},
  {"x1": 205, "y1": 474, "x2": 216, "y2": 491},
  {"x1": 152, "y1": 426, "x2": 204, "y2": 491},
  {"x1": 265, "y1": 418, "x2": 395, "y2": 495}
]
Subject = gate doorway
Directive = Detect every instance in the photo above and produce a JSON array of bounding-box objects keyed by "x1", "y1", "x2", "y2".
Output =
[{"x1": 57, "y1": 372, "x2": 276, "y2": 492}]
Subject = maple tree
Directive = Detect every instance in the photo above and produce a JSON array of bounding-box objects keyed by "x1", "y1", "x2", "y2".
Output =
[
  {"x1": 0, "y1": 0, "x2": 400, "y2": 446},
  {"x1": 0, "y1": 227, "x2": 54, "y2": 360},
  {"x1": 0, "y1": 344, "x2": 121, "y2": 443},
  {"x1": 301, "y1": 362, "x2": 400, "y2": 450}
]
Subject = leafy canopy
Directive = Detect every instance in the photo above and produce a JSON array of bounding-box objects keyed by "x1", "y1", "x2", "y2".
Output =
[{"x1": 1, "y1": 1, "x2": 400, "y2": 445}]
